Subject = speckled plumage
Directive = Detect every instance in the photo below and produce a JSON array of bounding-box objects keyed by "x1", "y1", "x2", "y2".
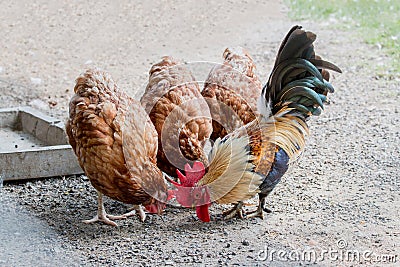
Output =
[
  {"x1": 202, "y1": 47, "x2": 262, "y2": 140},
  {"x1": 66, "y1": 69, "x2": 167, "y2": 209},
  {"x1": 140, "y1": 56, "x2": 212, "y2": 177}
]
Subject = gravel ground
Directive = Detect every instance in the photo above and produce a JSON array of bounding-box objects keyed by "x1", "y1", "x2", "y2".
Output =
[{"x1": 1, "y1": 1, "x2": 399, "y2": 266}]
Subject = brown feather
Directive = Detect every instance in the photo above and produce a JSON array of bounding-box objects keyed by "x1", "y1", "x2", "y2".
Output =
[
  {"x1": 140, "y1": 56, "x2": 212, "y2": 177},
  {"x1": 66, "y1": 69, "x2": 167, "y2": 206},
  {"x1": 202, "y1": 47, "x2": 262, "y2": 140}
]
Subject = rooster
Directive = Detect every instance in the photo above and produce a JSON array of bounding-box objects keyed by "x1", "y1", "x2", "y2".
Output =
[
  {"x1": 202, "y1": 47, "x2": 262, "y2": 141},
  {"x1": 169, "y1": 26, "x2": 342, "y2": 222},
  {"x1": 66, "y1": 69, "x2": 168, "y2": 226},
  {"x1": 140, "y1": 56, "x2": 213, "y2": 178}
]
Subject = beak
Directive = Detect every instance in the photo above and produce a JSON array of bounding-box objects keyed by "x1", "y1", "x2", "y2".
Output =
[{"x1": 165, "y1": 175, "x2": 181, "y2": 187}]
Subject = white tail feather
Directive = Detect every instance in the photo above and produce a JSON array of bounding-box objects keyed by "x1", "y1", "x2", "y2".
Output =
[{"x1": 257, "y1": 93, "x2": 271, "y2": 121}]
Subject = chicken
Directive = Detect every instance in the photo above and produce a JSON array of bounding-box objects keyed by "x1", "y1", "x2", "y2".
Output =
[
  {"x1": 66, "y1": 69, "x2": 168, "y2": 226},
  {"x1": 140, "y1": 56, "x2": 213, "y2": 178},
  {"x1": 202, "y1": 47, "x2": 262, "y2": 141},
  {"x1": 169, "y1": 25, "x2": 342, "y2": 222}
]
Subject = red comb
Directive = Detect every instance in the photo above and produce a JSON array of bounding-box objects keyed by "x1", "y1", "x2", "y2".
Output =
[
  {"x1": 184, "y1": 161, "x2": 205, "y2": 176},
  {"x1": 167, "y1": 162, "x2": 206, "y2": 209},
  {"x1": 169, "y1": 162, "x2": 205, "y2": 188},
  {"x1": 176, "y1": 169, "x2": 187, "y2": 185},
  {"x1": 184, "y1": 161, "x2": 205, "y2": 186}
]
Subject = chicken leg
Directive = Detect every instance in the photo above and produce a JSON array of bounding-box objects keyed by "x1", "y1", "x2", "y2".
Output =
[
  {"x1": 245, "y1": 193, "x2": 272, "y2": 219},
  {"x1": 222, "y1": 202, "x2": 245, "y2": 220},
  {"x1": 84, "y1": 191, "x2": 136, "y2": 226},
  {"x1": 126, "y1": 204, "x2": 147, "y2": 222}
]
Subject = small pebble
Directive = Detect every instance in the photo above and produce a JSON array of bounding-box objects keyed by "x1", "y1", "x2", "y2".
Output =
[
  {"x1": 30, "y1": 77, "x2": 42, "y2": 85},
  {"x1": 164, "y1": 260, "x2": 174, "y2": 265}
]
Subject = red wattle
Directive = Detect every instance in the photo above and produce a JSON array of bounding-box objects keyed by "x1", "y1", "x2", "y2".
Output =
[{"x1": 196, "y1": 204, "x2": 210, "y2": 222}]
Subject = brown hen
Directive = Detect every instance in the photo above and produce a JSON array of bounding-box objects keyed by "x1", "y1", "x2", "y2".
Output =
[
  {"x1": 66, "y1": 69, "x2": 168, "y2": 226},
  {"x1": 202, "y1": 47, "x2": 262, "y2": 140},
  {"x1": 140, "y1": 56, "x2": 212, "y2": 177}
]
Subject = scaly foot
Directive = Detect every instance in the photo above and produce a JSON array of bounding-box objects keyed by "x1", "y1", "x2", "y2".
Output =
[
  {"x1": 84, "y1": 191, "x2": 137, "y2": 226},
  {"x1": 245, "y1": 207, "x2": 264, "y2": 219},
  {"x1": 127, "y1": 204, "x2": 146, "y2": 222},
  {"x1": 133, "y1": 205, "x2": 146, "y2": 222},
  {"x1": 245, "y1": 198, "x2": 271, "y2": 219},
  {"x1": 222, "y1": 202, "x2": 244, "y2": 220},
  {"x1": 83, "y1": 213, "x2": 124, "y2": 227}
]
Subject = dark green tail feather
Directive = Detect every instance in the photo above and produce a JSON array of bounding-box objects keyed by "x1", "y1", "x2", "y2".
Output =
[
  {"x1": 263, "y1": 25, "x2": 341, "y2": 120},
  {"x1": 309, "y1": 58, "x2": 342, "y2": 74}
]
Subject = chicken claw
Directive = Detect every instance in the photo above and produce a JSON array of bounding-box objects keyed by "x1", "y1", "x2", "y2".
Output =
[
  {"x1": 84, "y1": 191, "x2": 135, "y2": 226},
  {"x1": 245, "y1": 206, "x2": 264, "y2": 220},
  {"x1": 222, "y1": 202, "x2": 244, "y2": 220},
  {"x1": 245, "y1": 196, "x2": 272, "y2": 220},
  {"x1": 83, "y1": 214, "x2": 121, "y2": 227},
  {"x1": 127, "y1": 205, "x2": 146, "y2": 222}
]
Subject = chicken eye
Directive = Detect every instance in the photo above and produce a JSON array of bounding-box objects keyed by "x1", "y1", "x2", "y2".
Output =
[{"x1": 193, "y1": 191, "x2": 201, "y2": 200}]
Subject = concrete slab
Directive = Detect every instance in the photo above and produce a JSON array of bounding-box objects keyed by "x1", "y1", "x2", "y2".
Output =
[{"x1": 0, "y1": 107, "x2": 82, "y2": 181}]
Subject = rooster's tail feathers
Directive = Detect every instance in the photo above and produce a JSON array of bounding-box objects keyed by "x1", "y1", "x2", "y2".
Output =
[{"x1": 261, "y1": 25, "x2": 341, "y2": 120}]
